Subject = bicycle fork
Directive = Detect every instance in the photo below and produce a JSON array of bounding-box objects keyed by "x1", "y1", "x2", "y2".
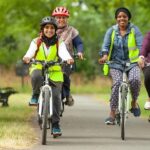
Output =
[
  {"x1": 38, "y1": 85, "x2": 53, "y2": 128},
  {"x1": 118, "y1": 83, "x2": 130, "y2": 123}
]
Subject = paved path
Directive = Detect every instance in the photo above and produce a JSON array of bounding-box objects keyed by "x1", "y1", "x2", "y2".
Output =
[{"x1": 28, "y1": 95, "x2": 150, "y2": 150}]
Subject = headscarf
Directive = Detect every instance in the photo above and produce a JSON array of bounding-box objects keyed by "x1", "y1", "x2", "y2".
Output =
[{"x1": 41, "y1": 34, "x2": 58, "y2": 47}]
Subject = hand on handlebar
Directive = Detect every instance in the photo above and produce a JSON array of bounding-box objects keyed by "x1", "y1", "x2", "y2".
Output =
[
  {"x1": 23, "y1": 57, "x2": 31, "y2": 64},
  {"x1": 67, "y1": 59, "x2": 74, "y2": 65},
  {"x1": 98, "y1": 55, "x2": 108, "y2": 64},
  {"x1": 138, "y1": 56, "x2": 145, "y2": 69},
  {"x1": 77, "y1": 52, "x2": 84, "y2": 60}
]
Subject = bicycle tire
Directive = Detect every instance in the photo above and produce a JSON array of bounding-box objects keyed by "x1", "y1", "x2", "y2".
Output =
[
  {"x1": 41, "y1": 88, "x2": 50, "y2": 145},
  {"x1": 60, "y1": 99, "x2": 64, "y2": 117},
  {"x1": 120, "y1": 84, "x2": 127, "y2": 140}
]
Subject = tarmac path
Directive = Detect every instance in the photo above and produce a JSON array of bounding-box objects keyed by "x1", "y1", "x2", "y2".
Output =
[{"x1": 27, "y1": 95, "x2": 150, "y2": 150}]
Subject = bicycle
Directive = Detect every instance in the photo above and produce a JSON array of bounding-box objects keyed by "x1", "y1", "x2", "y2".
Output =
[
  {"x1": 105, "y1": 60, "x2": 131, "y2": 140},
  {"x1": 116, "y1": 62, "x2": 131, "y2": 140},
  {"x1": 60, "y1": 54, "x2": 86, "y2": 117},
  {"x1": 30, "y1": 59, "x2": 64, "y2": 145}
]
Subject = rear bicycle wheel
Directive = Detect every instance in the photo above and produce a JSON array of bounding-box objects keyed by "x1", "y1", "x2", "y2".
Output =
[
  {"x1": 60, "y1": 98, "x2": 64, "y2": 117},
  {"x1": 42, "y1": 88, "x2": 50, "y2": 145},
  {"x1": 120, "y1": 85, "x2": 127, "y2": 140}
]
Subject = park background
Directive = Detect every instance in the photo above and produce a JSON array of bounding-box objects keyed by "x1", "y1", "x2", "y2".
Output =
[{"x1": 0, "y1": 0, "x2": 150, "y2": 149}]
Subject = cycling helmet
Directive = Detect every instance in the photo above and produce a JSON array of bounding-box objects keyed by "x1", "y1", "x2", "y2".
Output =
[
  {"x1": 40, "y1": 16, "x2": 57, "y2": 29},
  {"x1": 52, "y1": 6, "x2": 70, "y2": 17}
]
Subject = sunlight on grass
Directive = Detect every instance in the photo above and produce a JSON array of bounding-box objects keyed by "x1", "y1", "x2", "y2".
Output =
[
  {"x1": 71, "y1": 75, "x2": 112, "y2": 94},
  {"x1": 0, "y1": 93, "x2": 38, "y2": 149}
]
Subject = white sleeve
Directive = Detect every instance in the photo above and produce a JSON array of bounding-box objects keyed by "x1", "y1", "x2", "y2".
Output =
[
  {"x1": 23, "y1": 40, "x2": 38, "y2": 58},
  {"x1": 58, "y1": 41, "x2": 72, "y2": 60}
]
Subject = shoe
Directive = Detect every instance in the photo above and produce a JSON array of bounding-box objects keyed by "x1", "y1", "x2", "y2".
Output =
[
  {"x1": 144, "y1": 101, "x2": 150, "y2": 110},
  {"x1": 29, "y1": 97, "x2": 38, "y2": 106},
  {"x1": 52, "y1": 127, "x2": 62, "y2": 137},
  {"x1": 52, "y1": 122, "x2": 62, "y2": 138},
  {"x1": 65, "y1": 95, "x2": 74, "y2": 106},
  {"x1": 130, "y1": 104, "x2": 141, "y2": 117},
  {"x1": 105, "y1": 117, "x2": 115, "y2": 125}
]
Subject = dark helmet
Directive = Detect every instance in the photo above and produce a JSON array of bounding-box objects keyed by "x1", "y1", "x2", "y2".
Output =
[{"x1": 40, "y1": 16, "x2": 57, "y2": 30}]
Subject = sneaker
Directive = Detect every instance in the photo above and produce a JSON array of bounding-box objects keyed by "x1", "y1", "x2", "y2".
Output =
[
  {"x1": 29, "y1": 97, "x2": 38, "y2": 106},
  {"x1": 144, "y1": 101, "x2": 150, "y2": 110},
  {"x1": 65, "y1": 95, "x2": 74, "y2": 106},
  {"x1": 52, "y1": 122, "x2": 62, "y2": 138},
  {"x1": 130, "y1": 104, "x2": 141, "y2": 117},
  {"x1": 105, "y1": 117, "x2": 115, "y2": 125},
  {"x1": 52, "y1": 127, "x2": 62, "y2": 137}
]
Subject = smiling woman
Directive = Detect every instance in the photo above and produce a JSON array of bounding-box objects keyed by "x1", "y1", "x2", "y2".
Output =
[
  {"x1": 98, "y1": 7, "x2": 143, "y2": 125},
  {"x1": 43, "y1": 24, "x2": 56, "y2": 38}
]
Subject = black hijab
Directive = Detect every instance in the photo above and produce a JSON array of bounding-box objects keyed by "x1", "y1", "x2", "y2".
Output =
[{"x1": 41, "y1": 33, "x2": 58, "y2": 47}]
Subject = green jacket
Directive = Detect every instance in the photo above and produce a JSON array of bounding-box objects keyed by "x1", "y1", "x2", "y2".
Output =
[{"x1": 30, "y1": 42, "x2": 63, "y2": 82}]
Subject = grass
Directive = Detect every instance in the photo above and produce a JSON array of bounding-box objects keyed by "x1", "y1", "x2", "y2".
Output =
[
  {"x1": 0, "y1": 93, "x2": 38, "y2": 149},
  {"x1": 71, "y1": 75, "x2": 112, "y2": 94}
]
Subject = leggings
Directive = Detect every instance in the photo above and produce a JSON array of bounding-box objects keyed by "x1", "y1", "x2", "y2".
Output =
[{"x1": 109, "y1": 66, "x2": 141, "y2": 111}]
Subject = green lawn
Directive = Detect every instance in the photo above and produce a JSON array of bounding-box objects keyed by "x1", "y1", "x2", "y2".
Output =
[{"x1": 0, "y1": 93, "x2": 38, "y2": 149}]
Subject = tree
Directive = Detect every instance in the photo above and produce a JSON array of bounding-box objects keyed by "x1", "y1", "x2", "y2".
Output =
[{"x1": 0, "y1": 0, "x2": 149, "y2": 77}]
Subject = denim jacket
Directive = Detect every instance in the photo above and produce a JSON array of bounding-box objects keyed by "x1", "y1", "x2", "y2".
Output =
[{"x1": 99, "y1": 23, "x2": 143, "y2": 71}]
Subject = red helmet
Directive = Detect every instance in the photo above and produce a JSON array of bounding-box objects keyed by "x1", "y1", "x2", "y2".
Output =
[{"x1": 52, "y1": 6, "x2": 70, "y2": 17}]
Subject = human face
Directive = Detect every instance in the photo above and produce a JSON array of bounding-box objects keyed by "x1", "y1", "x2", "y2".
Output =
[
  {"x1": 116, "y1": 12, "x2": 129, "y2": 28},
  {"x1": 55, "y1": 16, "x2": 68, "y2": 28},
  {"x1": 43, "y1": 24, "x2": 55, "y2": 38}
]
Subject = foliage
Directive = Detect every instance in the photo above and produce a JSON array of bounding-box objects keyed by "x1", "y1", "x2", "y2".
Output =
[{"x1": 0, "y1": 0, "x2": 150, "y2": 78}]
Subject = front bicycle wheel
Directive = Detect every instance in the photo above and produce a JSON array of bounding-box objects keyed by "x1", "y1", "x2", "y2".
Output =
[
  {"x1": 42, "y1": 88, "x2": 50, "y2": 145},
  {"x1": 120, "y1": 84, "x2": 127, "y2": 140}
]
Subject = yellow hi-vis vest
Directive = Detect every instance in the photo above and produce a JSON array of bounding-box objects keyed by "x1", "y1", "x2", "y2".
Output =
[
  {"x1": 30, "y1": 42, "x2": 63, "y2": 82},
  {"x1": 103, "y1": 28, "x2": 140, "y2": 75}
]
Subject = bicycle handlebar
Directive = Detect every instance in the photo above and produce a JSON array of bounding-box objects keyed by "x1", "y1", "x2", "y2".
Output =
[
  {"x1": 30, "y1": 59, "x2": 67, "y2": 68},
  {"x1": 73, "y1": 53, "x2": 86, "y2": 60},
  {"x1": 103, "y1": 60, "x2": 131, "y2": 67}
]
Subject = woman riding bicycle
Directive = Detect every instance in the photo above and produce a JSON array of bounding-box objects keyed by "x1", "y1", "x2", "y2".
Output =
[
  {"x1": 23, "y1": 16, "x2": 74, "y2": 136},
  {"x1": 99, "y1": 7, "x2": 143, "y2": 125}
]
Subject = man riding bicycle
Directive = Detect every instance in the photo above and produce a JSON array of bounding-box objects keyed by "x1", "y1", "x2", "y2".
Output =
[{"x1": 52, "y1": 6, "x2": 84, "y2": 106}]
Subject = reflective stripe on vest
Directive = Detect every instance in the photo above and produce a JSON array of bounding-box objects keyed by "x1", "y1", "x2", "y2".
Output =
[
  {"x1": 110, "y1": 28, "x2": 139, "y2": 62},
  {"x1": 30, "y1": 42, "x2": 63, "y2": 82}
]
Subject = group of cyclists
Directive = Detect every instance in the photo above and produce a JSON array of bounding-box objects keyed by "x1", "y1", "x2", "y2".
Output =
[
  {"x1": 23, "y1": 6, "x2": 83, "y2": 137},
  {"x1": 23, "y1": 6, "x2": 150, "y2": 136}
]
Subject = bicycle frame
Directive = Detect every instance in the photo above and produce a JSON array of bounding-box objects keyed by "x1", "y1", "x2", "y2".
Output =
[
  {"x1": 117, "y1": 62, "x2": 131, "y2": 140},
  {"x1": 118, "y1": 70, "x2": 130, "y2": 123},
  {"x1": 38, "y1": 70, "x2": 53, "y2": 119},
  {"x1": 38, "y1": 85, "x2": 53, "y2": 119}
]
